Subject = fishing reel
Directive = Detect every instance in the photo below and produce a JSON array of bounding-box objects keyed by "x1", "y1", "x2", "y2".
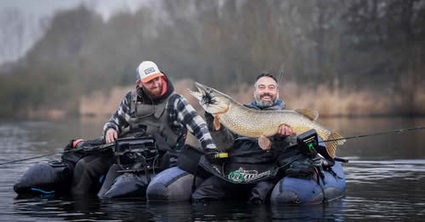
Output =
[
  {"x1": 297, "y1": 129, "x2": 320, "y2": 158},
  {"x1": 114, "y1": 137, "x2": 160, "y2": 173},
  {"x1": 297, "y1": 129, "x2": 349, "y2": 164}
]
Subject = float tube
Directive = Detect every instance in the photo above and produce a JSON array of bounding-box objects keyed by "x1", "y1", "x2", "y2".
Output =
[{"x1": 147, "y1": 130, "x2": 347, "y2": 204}]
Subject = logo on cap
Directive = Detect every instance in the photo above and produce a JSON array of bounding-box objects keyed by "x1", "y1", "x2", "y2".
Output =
[
  {"x1": 144, "y1": 67, "x2": 156, "y2": 75},
  {"x1": 136, "y1": 61, "x2": 164, "y2": 83}
]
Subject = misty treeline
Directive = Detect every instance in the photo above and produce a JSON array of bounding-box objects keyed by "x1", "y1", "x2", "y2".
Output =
[{"x1": 0, "y1": 0, "x2": 424, "y2": 118}]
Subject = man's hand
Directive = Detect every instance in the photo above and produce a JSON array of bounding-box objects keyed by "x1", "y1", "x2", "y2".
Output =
[
  {"x1": 277, "y1": 124, "x2": 295, "y2": 136},
  {"x1": 105, "y1": 128, "x2": 118, "y2": 143},
  {"x1": 64, "y1": 139, "x2": 84, "y2": 151}
]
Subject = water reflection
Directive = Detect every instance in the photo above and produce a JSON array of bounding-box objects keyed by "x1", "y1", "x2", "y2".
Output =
[
  {"x1": 11, "y1": 198, "x2": 348, "y2": 221},
  {"x1": 1, "y1": 117, "x2": 425, "y2": 221},
  {"x1": 5, "y1": 159, "x2": 425, "y2": 221},
  {"x1": 320, "y1": 117, "x2": 425, "y2": 159},
  {"x1": 343, "y1": 158, "x2": 425, "y2": 220}
]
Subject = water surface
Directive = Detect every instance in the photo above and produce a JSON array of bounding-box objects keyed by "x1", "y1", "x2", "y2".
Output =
[{"x1": 1, "y1": 117, "x2": 424, "y2": 221}]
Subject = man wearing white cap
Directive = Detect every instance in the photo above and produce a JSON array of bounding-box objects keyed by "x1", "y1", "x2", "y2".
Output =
[{"x1": 72, "y1": 61, "x2": 218, "y2": 198}]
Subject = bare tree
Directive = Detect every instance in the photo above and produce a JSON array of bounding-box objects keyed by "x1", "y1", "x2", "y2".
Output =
[{"x1": 0, "y1": 8, "x2": 25, "y2": 63}]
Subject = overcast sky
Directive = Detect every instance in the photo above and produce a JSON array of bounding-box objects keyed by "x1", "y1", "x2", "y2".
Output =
[
  {"x1": 0, "y1": 0, "x2": 146, "y2": 20},
  {"x1": 0, "y1": 0, "x2": 147, "y2": 64}
]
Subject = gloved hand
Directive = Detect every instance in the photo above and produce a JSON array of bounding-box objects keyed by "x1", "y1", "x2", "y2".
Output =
[
  {"x1": 312, "y1": 155, "x2": 335, "y2": 167},
  {"x1": 204, "y1": 148, "x2": 227, "y2": 164},
  {"x1": 270, "y1": 135, "x2": 296, "y2": 151},
  {"x1": 205, "y1": 148, "x2": 219, "y2": 158}
]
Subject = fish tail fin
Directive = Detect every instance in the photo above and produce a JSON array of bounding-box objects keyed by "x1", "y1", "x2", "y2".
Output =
[{"x1": 324, "y1": 132, "x2": 346, "y2": 158}]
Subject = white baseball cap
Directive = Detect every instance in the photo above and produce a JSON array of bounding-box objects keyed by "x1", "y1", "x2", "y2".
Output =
[{"x1": 136, "y1": 61, "x2": 164, "y2": 83}]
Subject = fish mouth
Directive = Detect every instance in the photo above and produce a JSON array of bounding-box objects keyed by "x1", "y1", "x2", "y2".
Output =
[
  {"x1": 194, "y1": 82, "x2": 210, "y2": 94},
  {"x1": 187, "y1": 82, "x2": 217, "y2": 106},
  {"x1": 187, "y1": 82, "x2": 208, "y2": 100},
  {"x1": 187, "y1": 82, "x2": 203, "y2": 101}
]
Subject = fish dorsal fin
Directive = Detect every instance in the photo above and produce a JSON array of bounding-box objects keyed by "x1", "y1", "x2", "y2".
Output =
[{"x1": 295, "y1": 109, "x2": 319, "y2": 121}]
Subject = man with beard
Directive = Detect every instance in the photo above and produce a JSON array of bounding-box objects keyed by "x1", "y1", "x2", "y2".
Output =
[
  {"x1": 145, "y1": 72, "x2": 297, "y2": 203},
  {"x1": 190, "y1": 72, "x2": 297, "y2": 204},
  {"x1": 72, "y1": 61, "x2": 219, "y2": 198}
]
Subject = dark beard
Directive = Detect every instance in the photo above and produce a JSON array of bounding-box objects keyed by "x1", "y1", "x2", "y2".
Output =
[
  {"x1": 136, "y1": 77, "x2": 174, "y2": 104},
  {"x1": 257, "y1": 93, "x2": 275, "y2": 107}
]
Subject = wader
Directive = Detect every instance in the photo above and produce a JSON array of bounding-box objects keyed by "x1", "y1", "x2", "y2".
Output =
[
  {"x1": 97, "y1": 93, "x2": 182, "y2": 199},
  {"x1": 14, "y1": 138, "x2": 112, "y2": 199},
  {"x1": 192, "y1": 130, "x2": 346, "y2": 204}
]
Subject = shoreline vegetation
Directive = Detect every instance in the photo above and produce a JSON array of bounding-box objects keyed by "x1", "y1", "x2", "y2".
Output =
[
  {"x1": 2, "y1": 2, "x2": 424, "y2": 121},
  {"x1": 18, "y1": 79, "x2": 425, "y2": 121}
]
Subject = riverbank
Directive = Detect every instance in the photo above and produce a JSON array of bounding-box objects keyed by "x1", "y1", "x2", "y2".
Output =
[{"x1": 7, "y1": 79, "x2": 425, "y2": 120}]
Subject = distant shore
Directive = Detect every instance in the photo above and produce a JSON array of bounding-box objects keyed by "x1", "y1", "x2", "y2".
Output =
[{"x1": 7, "y1": 79, "x2": 425, "y2": 120}]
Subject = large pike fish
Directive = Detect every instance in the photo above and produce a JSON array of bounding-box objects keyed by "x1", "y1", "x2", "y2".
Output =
[{"x1": 188, "y1": 82, "x2": 345, "y2": 158}]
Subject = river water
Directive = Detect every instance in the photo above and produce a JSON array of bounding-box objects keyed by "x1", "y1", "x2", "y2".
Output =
[{"x1": 1, "y1": 117, "x2": 425, "y2": 221}]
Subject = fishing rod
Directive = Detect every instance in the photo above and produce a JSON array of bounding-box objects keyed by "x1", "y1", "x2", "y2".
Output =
[
  {"x1": 0, "y1": 142, "x2": 114, "y2": 166},
  {"x1": 0, "y1": 153, "x2": 59, "y2": 166},
  {"x1": 2, "y1": 126, "x2": 424, "y2": 166},
  {"x1": 323, "y1": 126, "x2": 425, "y2": 143}
]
